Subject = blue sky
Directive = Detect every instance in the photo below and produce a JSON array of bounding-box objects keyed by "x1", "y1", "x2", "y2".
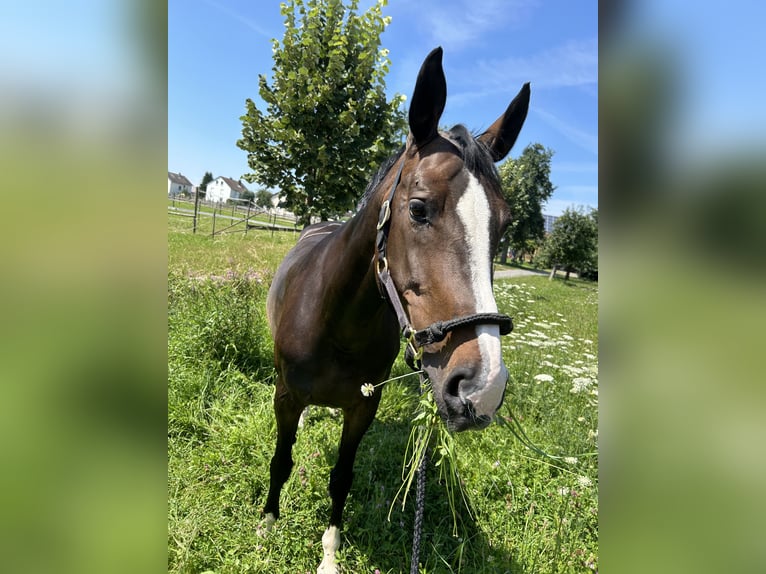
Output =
[{"x1": 168, "y1": 0, "x2": 598, "y2": 216}]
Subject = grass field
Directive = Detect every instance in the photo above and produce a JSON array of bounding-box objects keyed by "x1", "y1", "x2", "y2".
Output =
[{"x1": 168, "y1": 227, "x2": 598, "y2": 573}]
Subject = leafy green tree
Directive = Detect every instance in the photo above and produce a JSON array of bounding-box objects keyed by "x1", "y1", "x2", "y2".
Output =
[
  {"x1": 538, "y1": 207, "x2": 598, "y2": 280},
  {"x1": 237, "y1": 0, "x2": 406, "y2": 227},
  {"x1": 255, "y1": 189, "x2": 274, "y2": 209},
  {"x1": 240, "y1": 189, "x2": 256, "y2": 205},
  {"x1": 497, "y1": 143, "x2": 555, "y2": 263},
  {"x1": 198, "y1": 171, "x2": 213, "y2": 199}
]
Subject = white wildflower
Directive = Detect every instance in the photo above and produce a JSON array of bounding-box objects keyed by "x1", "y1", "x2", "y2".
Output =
[
  {"x1": 558, "y1": 487, "x2": 569, "y2": 496},
  {"x1": 360, "y1": 383, "x2": 375, "y2": 397},
  {"x1": 533, "y1": 374, "x2": 554, "y2": 383},
  {"x1": 563, "y1": 456, "x2": 578, "y2": 465},
  {"x1": 570, "y1": 377, "x2": 593, "y2": 394},
  {"x1": 577, "y1": 476, "x2": 592, "y2": 488},
  {"x1": 563, "y1": 365, "x2": 585, "y2": 377}
]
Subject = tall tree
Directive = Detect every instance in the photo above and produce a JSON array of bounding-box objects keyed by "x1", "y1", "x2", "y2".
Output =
[
  {"x1": 538, "y1": 207, "x2": 598, "y2": 280},
  {"x1": 497, "y1": 143, "x2": 555, "y2": 263},
  {"x1": 240, "y1": 189, "x2": 256, "y2": 206},
  {"x1": 198, "y1": 171, "x2": 213, "y2": 199},
  {"x1": 237, "y1": 0, "x2": 406, "y2": 228},
  {"x1": 255, "y1": 189, "x2": 274, "y2": 210}
]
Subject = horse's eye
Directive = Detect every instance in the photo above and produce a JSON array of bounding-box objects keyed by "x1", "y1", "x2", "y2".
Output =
[{"x1": 408, "y1": 199, "x2": 428, "y2": 223}]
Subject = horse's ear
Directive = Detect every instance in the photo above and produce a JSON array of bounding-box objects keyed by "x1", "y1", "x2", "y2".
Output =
[
  {"x1": 478, "y1": 82, "x2": 531, "y2": 162},
  {"x1": 409, "y1": 47, "x2": 447, "y2": 146}
]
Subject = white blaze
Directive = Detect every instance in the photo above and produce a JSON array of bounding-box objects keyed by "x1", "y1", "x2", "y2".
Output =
[{"x1": 455, "y1": 171, "x2": 508, "y2": 416}]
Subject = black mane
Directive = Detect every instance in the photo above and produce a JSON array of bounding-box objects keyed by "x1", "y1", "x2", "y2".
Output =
[{"x1": 356, "y1": 146, "x2": 405, "y2": 211}]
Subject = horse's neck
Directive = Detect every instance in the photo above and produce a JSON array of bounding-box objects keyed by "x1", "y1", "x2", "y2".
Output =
[
  {"x1": 331, "y1": 202, "x2": 380, "y2": 295},
  {"x1": 317, "y1": 195, "x2": 390, "y2": 326},
  {"x1": 285, "y1": 188, "x2": 398, "y2": 357}
]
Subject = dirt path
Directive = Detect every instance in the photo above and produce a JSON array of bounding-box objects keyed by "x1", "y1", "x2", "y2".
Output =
[{"x1": 494, "y1": 268, "x2": 549, "y2": 279}]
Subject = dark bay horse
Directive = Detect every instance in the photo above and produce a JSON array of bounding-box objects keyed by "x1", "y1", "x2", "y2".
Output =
[{"x1": 263, "y1": 47, "x2": 530, "y2": 573}]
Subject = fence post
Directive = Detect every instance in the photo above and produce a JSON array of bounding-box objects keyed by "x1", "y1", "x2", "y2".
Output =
[
  {"x1": 245, "y1": 203, "x2": 251, "y2": 236},
  {"x1": 193, "y1": 189, "x2": 200, "y2": 234},
  {"x1": 211, "y1": 209, "x2": 216, "y2": 237}
]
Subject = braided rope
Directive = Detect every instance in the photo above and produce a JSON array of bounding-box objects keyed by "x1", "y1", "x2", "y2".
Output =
[
  {"x1": 409, "y1": 371, "x2": 431, "y2": 574},
  {"x1": 410, "y1": 438, "x2": 429, "y2": 574}
]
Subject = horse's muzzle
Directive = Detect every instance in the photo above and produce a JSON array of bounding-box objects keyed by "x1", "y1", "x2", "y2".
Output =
[{"x1": 437, "y1": 374, "x2": 505, "y2": 432}]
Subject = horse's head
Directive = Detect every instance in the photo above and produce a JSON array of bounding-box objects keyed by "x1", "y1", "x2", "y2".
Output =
[{"x1": 384, "y1": 47, "x2": 530, "y2": 432}]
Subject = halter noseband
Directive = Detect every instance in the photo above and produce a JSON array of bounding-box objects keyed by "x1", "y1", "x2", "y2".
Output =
[{"x1": 375, "y1": 156, "x2": 513, "y2": 370}]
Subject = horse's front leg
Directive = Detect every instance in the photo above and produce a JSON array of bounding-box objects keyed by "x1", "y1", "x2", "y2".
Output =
[{"x1": 317, "y1": 395, "x2": 381, "y2": 574}]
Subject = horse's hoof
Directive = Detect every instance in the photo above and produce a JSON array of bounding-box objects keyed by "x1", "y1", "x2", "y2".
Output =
[
  {"x1": 317, "y1": 525, "x2": 341, "y2": 573},
  {"x1": 298, "y1": 406, "x2": 311, "y2": 428},
  {"x1": 257, "y1": 513, "x2": 277, "y2": 537}
]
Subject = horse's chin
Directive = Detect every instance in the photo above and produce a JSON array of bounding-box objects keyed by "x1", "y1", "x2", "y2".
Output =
[
  {"x1": 440, "y1": 408, "x2": 494, "y2": 432},
  {"x1": 432, "y1": 386, "x2": 494, "y2": 432}
]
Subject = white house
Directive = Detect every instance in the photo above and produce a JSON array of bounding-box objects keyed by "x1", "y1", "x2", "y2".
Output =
[
  {"x1": 206, "y1": 176, "x2": 249, "y2": 203},
  {"x1": 168, "y1": 171, "x2": 193, "y2": 196}
]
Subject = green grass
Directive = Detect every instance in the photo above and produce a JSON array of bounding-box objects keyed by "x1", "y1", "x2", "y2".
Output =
[
  {"x1": 168, "y1": 219, "x2": 299, "y2": 278},
  {"x1": 168, "y1": 226, "x2": 598, "y2": 573}
]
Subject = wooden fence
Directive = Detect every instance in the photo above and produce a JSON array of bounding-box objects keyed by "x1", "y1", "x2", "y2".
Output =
[{"x1": 168, "y1": 195, "x2": 300, "y2": 236}]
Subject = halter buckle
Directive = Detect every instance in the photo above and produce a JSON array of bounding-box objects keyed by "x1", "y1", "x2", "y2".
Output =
[{"x1": 376, "y1": 200, "x2": 391, "y2": 230}]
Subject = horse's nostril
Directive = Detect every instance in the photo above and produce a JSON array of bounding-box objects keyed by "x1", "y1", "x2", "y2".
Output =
[{"x1": 443, "y1": 367, "x2": 477, "y2": 401}]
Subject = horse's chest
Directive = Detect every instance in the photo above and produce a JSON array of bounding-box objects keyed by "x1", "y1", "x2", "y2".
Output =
[{"x1": 328, "y1": 338, "x2": 395, "y2": 374}]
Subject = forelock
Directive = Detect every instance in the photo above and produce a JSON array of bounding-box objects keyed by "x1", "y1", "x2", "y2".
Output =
[{"x1": 445, "y1": 124, "x2": 500, "y2": 185}]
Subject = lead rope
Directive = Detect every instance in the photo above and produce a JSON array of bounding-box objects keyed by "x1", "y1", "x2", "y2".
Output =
[{"x1": 410, "y1": 372, "x2": 429, "y2": 574}]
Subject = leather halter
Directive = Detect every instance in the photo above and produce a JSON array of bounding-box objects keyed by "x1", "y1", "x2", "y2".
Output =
[{"x1": 375, "y1": 155, "x2": 513, "y2": 370}]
